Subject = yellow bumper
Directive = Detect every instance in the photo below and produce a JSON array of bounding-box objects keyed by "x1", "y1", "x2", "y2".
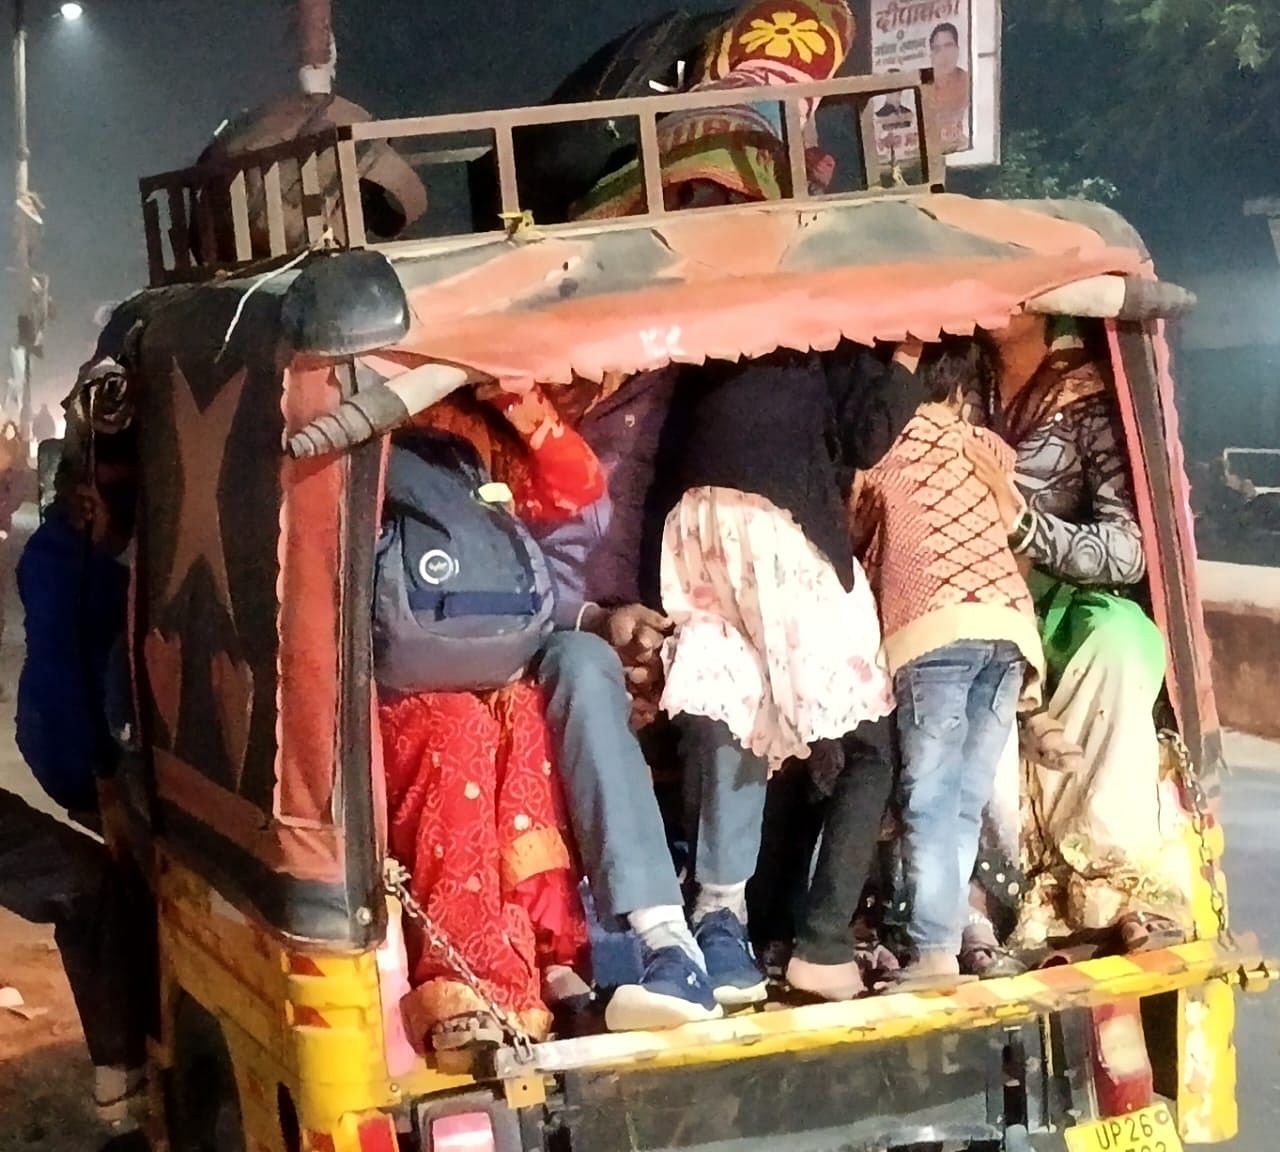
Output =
[{"x1": 496, "y1": 939, "x2": 1270, "y2": 1078}]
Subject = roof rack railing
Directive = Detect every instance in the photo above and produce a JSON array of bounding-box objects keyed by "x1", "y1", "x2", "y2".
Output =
[{"x1": 140, "y1": 71, "x2": 945, "y2": 288}]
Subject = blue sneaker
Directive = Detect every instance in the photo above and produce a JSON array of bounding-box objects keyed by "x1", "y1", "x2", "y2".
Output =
[
  {"x1": 695, "y1": 909, "x2": 768, "y2": 1007},
  {"x1": 604, "y1": 944, "x2": 723, "y2": 1032}
]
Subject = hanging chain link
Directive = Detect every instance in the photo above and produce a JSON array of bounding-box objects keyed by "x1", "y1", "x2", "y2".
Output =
[
  {"x1": 384, "y1": 858, "x2": 536, "y2": 1062},
  {"x1": 1160, "y1": 729, "x2": 1234, "y2": 949}
]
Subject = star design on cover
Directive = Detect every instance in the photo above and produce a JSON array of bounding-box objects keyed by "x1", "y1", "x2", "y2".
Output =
[{"x1": 162, "y1": 359, "x2": 247, "y2": 627}]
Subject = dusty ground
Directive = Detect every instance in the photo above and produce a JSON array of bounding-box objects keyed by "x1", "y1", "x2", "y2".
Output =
[
  {"x1": 0, "y1": 921, "x2": 99, "y2": 1152},
  {"x1": 0, "y1": 523, "x2": 1277, "y2": 1151}
]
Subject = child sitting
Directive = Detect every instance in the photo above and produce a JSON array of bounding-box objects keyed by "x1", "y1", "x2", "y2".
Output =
[{"x1": 854, "y1": 338, "x2": 1044, "y2": 990}]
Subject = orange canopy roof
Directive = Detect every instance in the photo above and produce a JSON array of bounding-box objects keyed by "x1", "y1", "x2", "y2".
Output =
[{"x1": 370, "y1": 194, "x2": 1145, "y2": 386}]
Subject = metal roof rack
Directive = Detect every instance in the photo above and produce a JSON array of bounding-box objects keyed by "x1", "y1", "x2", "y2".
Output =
[{"x1": 139, "y1": 70, "x2": 946, "y2": 288}]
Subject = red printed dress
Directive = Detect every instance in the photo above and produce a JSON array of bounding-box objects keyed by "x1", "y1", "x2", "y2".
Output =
[{"x1": 382, "y1": 385, "x2": 604, "y2": 1045}]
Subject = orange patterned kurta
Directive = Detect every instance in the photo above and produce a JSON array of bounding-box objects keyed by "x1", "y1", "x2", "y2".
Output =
[
  {"x1": 382, "y1": 686, "x2": 589, "y2": 1042},
  {"x1": 855, "y1": 404, "x2": 1044, "y2": 702}
]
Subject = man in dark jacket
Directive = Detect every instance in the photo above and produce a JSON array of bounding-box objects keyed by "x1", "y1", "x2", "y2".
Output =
[
  {"x1": 16, "y1": 457, "x2": 131, "y2": 813},
  {"x1": 3, "y1": 441, "x2": 149, "y2": 1138}
]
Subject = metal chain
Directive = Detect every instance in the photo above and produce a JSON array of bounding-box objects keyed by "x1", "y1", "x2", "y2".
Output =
[
  {"x1": 1160, "y1": 730, "x2": 1234, "y2": 949},
  {"x1": 384, "y1": 858, "x2": 536, "y2": 1062}
]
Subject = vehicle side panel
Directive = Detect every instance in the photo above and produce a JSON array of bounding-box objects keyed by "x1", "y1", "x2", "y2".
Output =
[
  {"x1": 1108, "y1": 321, "x2": 1219, "y2": 770},
  {"x1": 131, "y1": 281, "x2": 369, "y2": 940}
]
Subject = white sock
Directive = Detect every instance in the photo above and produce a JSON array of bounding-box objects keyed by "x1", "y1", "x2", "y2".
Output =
[
  {"x1": 629, "y1": 905, "x2": 704, "y2": 966},
  {"x1": 693, "y1": 881, "x2": 748, "y2": 926}
]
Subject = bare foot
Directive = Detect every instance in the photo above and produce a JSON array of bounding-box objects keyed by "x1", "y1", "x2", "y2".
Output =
[{"x1": 785, "y1": 956, "x2": 865, "y2": 1001}]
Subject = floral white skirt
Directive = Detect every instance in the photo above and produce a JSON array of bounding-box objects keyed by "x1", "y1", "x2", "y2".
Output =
[{"x1": 659, "y1": 486, "x2": 894, "y2": 770}]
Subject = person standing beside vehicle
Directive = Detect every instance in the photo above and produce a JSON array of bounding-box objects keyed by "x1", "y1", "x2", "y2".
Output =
[
  {"x1": 5, "y1": 438, "x2": 150, "y2": 1132},
  {"x1": 16, "y1": 452, "x2": 132, "y2": 816}
]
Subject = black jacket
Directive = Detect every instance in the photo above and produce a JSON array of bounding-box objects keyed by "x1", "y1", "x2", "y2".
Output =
[{"x1": 644, "y1": 344, "x2": 928, "y2": 596}]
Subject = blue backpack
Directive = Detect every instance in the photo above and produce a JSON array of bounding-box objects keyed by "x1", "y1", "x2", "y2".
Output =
[{"x1": 373, "y1": 430, "x2": 554, "y2": 694}]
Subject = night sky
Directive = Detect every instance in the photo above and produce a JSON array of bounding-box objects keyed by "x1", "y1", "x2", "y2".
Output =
[{"x1": 0, "y1": 0, "x2": 714, "y2": 400}]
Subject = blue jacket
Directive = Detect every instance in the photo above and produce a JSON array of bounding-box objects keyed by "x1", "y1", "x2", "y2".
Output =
[{"x1": 15, "y1": 508, "x2": 129, "y2": 812}]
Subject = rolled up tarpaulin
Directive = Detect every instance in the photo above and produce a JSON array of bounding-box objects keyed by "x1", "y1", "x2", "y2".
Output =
[
  {"x1": 65, "y1": 356, "x2": 135, "y2": 437},
  {"x1": 194, "y1": 93, "x2": 428, "y2": 260},
  {"x1": 286, "y1": 360, "x2": 471, "y2": 459},
  {"x1": 1024, "y1": 274, "x2": 1196, "y2": 321},
  {"x1": 485, "y1": 8, "x2": 732, "y2": 227}
]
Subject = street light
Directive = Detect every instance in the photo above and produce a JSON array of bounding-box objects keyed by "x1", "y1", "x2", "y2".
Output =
[{"x1": 11, "y1": 0, "x2": 83, "y2": 446}]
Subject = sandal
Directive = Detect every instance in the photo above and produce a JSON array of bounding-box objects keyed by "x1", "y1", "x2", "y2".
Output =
[
  {"x1": 1019, "y1": 711, "x2": 1086, "y2": 774},
  {"x1": 959, "y1": 936, "x2": 1027, "y2": 979},
  {"x1": 1116, "y1": 911, "x2": 1186, "y2": 954},
  {"x1": 854, "y1": 941, "x2": 901, "y2": 987},
  {"x1": 430, "y1": 1011, "x2": 504, "y2": 1053}
]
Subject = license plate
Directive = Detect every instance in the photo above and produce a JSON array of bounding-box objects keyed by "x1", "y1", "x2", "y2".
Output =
[{"x1": 1065, "y1": 1104, "x2": 1183, "y2": 1152}]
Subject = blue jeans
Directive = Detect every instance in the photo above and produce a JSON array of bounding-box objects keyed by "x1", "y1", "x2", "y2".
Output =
[
  {"x1": 538, "y1": 634, "x2": 773, "y2": 936},
  {"x1": 676, "y1": 714, "x2": 769, "y2": 889},
  {"x1": 537, "y1": 632, "x2": 684, "y2": 924},
  {"x1": 896, "y1": 641, "x2": 1025, "y2": 955}
]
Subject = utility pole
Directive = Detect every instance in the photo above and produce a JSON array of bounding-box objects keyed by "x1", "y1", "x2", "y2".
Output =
[
  {"x1": 298, "y1": 0, "x2": 335, "y2": 95},
  {"x1": 11, "y1": 0, "x2": 33, "y2": 442}
]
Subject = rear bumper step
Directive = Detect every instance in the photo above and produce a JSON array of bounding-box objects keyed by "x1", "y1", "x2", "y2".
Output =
[{"x1": 495, "y1": 940, "x2": 1268, "y2": 1078}]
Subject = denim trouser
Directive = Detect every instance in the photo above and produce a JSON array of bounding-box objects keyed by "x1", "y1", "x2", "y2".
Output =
[
  {"x1": 895, "y1": 641, "x2": 1025, "y2": 955},
  {"x1": 676, "y1": 714, "x2": 769, "y2": 890},
  {"x1": 537, "y1": 632, "x2": 683, "y2": 924}
]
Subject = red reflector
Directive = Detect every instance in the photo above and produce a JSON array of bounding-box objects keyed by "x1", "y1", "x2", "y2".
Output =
[
  {"x1": 1091, "y1": 1000, "x2": 1154, "y2": 1117},
  {"x1": 431, "y1": 1112, "x2": 496, "y2": 1152},
  {"x1": 291, "y1": 1005, "x2": 329, "y2": 1029},
  {"x1": 357, "y1": 1116, "x2": 398, "y2": 1152},
  {"x1": 288, "y1": 954, "x2": 327, "y2": 977}
]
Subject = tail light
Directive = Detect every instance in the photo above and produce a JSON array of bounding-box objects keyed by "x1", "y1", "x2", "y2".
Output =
[
  {"x1": 1091, "y1": 1000, "x2": 1154, "y2": 1117},
  {"x1": 430, "y1": 1112, "x2": 497, "y2": 1152},
  {"x1": 357, "y1": 1116, "x2": 398, "y2": 1152}
]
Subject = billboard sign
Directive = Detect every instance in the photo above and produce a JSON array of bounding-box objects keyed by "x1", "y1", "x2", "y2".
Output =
[{"x1": 855, "y1": 0, "x2": 1000, "y2": 169}]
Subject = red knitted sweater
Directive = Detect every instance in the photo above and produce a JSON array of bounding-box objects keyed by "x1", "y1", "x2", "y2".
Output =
[{"x1": 856, "y1": 404, "x2": 1044, "y2": 702}]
